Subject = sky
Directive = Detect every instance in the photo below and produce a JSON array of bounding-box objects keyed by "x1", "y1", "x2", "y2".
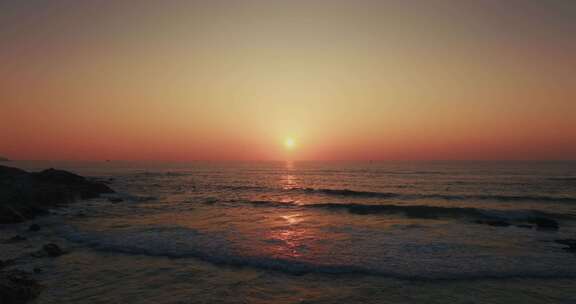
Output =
[{"x1": 0, "y1": 0, "x2": 575, "y2": 161}]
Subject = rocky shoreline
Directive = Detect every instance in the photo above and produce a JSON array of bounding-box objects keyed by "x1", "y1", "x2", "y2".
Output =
[
  {"x1": 0, "y1": 166, "x2": 114, "y2": 224},
  {"x1": 1, "y1": 165, "x2": 114, "y2": 304}
]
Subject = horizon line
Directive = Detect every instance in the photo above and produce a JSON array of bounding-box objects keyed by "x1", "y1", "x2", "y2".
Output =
[{"x1": 3, "y1": 159, "x2": 576, "y2": 163}]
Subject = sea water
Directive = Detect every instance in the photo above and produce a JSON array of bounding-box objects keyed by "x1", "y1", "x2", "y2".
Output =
[{"x1": 4, "y1": 161, "x2": 576, "y2": 303}]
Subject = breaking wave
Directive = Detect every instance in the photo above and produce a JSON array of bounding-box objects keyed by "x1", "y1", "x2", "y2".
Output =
[
  {"x1": 230, "y1": 199, "x2": 573, "y2": 223},
  {"x1": 59, "y1": 225, "x2": 576, "y2": 280},
  {"x1": 287, "y1": 187, "x2": 576, "y2": 203}
]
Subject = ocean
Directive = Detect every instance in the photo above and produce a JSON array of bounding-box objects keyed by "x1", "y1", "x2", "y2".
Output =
[{"x1": 3, "y1": 160, "x2": 576, "y2": 303}]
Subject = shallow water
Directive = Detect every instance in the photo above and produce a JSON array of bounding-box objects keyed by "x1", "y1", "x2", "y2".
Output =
[{"x1": 4, "y1": 160, "x2": 576, "y2": 303}]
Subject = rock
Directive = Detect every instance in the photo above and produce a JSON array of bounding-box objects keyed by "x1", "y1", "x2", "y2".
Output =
[
  {"x1": 515, "y1": 224, "x2": 533, "y2": 229},
  {"x1": 31, "y1": 168, "x2": 115, "y2": 199},
  {"x1": 31, "y1": 243, "x2": 66, "y2": 258},
  {"x1": 42, "y1": 243, "x2": 65, "y2": 257},
  {"x1": 0, "y1": 166, "x2": 25, "y2": 176},
  {"x1": 3, "y1": 235, "x2": 27, "y2": 244},
  {"x1": 0, "y1": 260, "x2": 13, "y2": 269},
  {"x1": 29, "y1": 252, "x2": 43, "y2": 258},
  {"x1": 475, "y1": 219, "x2": 511, "y2": 227},
  {"x1": 32, "y1": 168, "x2": 86, "y2": 184},
  {"x1": 0, "y1": 165, "x2": 115, "y2": 224},
  {"x1": 0, "y1": 270, "x2": 43, "y2": 304},
  {"x1": 108, "y1": 198, "x2": 123, "y2": 203},
  {"x1": 32, "y1": 268, "x2": 41, "y2": 274},
  {"x1": 27, "y1": 224, "x2": 40, "y2": 232},
  {"x1": 526, "y1": 217, "x2": 559, "y2": 230},
  {"x1": 0, "y1": 156, "x2": 10, "y2": 162}
]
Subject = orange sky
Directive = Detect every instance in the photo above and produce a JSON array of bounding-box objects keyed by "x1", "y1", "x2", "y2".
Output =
[{"x1": 1, "y1": 0, "x2": 575, "y2": 161}]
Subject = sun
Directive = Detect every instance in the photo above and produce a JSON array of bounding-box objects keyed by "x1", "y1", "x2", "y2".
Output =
[{"x1": 284, "y1": 137, "x2": 296, "y2": 150}]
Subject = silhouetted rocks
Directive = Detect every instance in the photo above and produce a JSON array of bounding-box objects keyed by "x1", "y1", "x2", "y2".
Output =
[
  {"x1": 27, "y1": 224, "x2": 40, "y2": 232},
  {"x1": 0, "y1": 259, "x2": 13, "y2": 269},
  {"x1": 0, "y1": 165, "x2": 114, "y2": 224},
  {"x1": 31, "y1": 168, "x2": 114, "y2": 199},
  {"x1": 0, "y1": 270, "x2": 42, "y2": 304},
  {"x1": 515, "y1": 224, "x2": 533, "y2": 229},
  {"x1": 0, "y1": 157, "x2": 9, "y2": 162},
  {"x1": 0, "y1": 166, "x2": 27, "y2": 178},
  {"x1": 31, "y1": 243, "x2": 66, "y2": 258},
  {"x1": 108, "y1": 197, "x2": 123, "y2": 203},
  {"x1": 42, "y1": 243, "x2": 65, "y2": 257}
]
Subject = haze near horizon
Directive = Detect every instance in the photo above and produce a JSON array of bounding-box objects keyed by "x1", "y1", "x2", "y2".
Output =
[{"x1": 1, "y1": 0, "x2": 575, "y2": 161}]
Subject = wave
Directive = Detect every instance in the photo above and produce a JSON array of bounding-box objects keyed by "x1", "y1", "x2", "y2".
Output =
[
  {"x1": 218, "y1": 185, "x2": 269, "y2": 191},
  {"x1": 127, "y1": 171, "x2": 193, "y2": 178},
  {"x1": 549, "y1": 177, "x2": 576, "y2": 182},
  {"x1": 101, "y1": 192, "x2": 158, "y2": 202},
  {"x1": 230, "y1": 199, "x2": 572, "y2": 223},
  {"x1": 213, "y1": 184, "x2": 576, "y2": 203},
  {"x1": 287, "y1": 187, "x2": 576, "y2": 203},
  {"x1": 60, "y1": 225, "x2": 576, "y2": 281}
]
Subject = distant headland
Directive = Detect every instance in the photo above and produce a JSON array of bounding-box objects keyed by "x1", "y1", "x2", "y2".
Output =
[{"x1": 0, "y1": 156, "x2": 10, "y2": 162}]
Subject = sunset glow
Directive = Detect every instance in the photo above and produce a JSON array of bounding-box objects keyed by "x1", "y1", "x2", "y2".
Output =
[
  {"x1": 284, "y1": 138, "x2": 296, "y2": 150},
  {"x1": 1, "y1": 3, "x2": 576, "y2": 302},
  {"x1": 0, "y1": 1, "x2": 575, "y2": 161}
]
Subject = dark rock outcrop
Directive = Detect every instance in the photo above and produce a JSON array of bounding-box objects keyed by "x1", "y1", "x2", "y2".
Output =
[
  {"x1": 31, "y1": 243, "x2": 66, "y2": 258},
  {"x1": 0, "y1": 165, "x2": 114, "y2": 224},
  {"x1": 42, "y1": 243, "x2": 65, "y2": 257},
  {"x1": 0, "y1": 260, "x2": 14, "y2": 269},
  {"x1": 0, "y1": 166, "x2": 27, "y2": 178},
  {"x1": 0, "y1": 270, "x2": 42, "y2": 304},
  {"x1": 0, "y1": 156, "x2": 9, "y2": 162},
  {"x1": 31, "y1": 169, "x2": 113, "y2": 199},
  {"x1": 27, "y1": 224, "x2": 40, "y2": 232}
]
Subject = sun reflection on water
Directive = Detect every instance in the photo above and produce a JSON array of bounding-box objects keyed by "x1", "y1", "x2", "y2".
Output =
[
  {"x1": 264, "y1": 212, "x2": 313, "y2": 259},
  {"x1": 250, "y1": 161, "x2": 328, "y2": 259},
  {"x1": 281, "y1": 213, "x2": 303, "y2": 225},
  {"x1": 281, "y1": 174, "x2": 298, "y2": 190}
]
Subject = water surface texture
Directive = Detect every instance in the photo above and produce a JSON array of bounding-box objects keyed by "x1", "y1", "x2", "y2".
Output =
[{"x1": 6, "y1": 161, "x2": 576, "y2": 303}]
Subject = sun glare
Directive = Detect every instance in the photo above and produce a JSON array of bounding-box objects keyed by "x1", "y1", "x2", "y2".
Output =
[{"x1": 284, "y1": 138, "x2": 296, "y2": 150}]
